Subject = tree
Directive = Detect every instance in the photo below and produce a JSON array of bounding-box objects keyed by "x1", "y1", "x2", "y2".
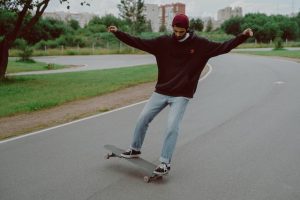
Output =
[
  {"x1": 221, "y1": 17, "x2": 243, "y2": 36},
  {"x1": 190, "y1": 18, "x2": 204, "y2": 32},
  {"x1": 0, "y1": 0, "x2": 90, "y2": 79},
  {"x1": 0, "y1": 9, "x2": 17, "y2": 37},
  {"x1": 294, "y1": 12, "x2": 300, "y2": 29},
  {"x1": 205, "y1": 18, "x2": 213, "y2": 32},
  {"x1": 87, "y1": 15, "x2": 127, "y2": 33},
  {"x1": 272, "y1": 15, "x2": 299, "y2": 40},
  {"x1": 159, "y1": 24, "x2": 167, "y2": 32},
  {"x1": 68, "y1": 19, "x2": 80, "y2": 31},
  {"x1": 292, "y1": 12, "x2": 300, "y2": 39},
  {"x1": 240, "y1": 13, "x2": 300, "y2": 42},
  {"x1": 117, "y1": 0, "x2": 146, "y2": 34}
]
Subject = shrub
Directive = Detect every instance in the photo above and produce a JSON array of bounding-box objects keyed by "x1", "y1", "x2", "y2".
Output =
[
  {"x1": 274, "y1": 37, "x2": 284, "y2": 50},
  {"x1": 18, "y1": 47, "x2": 34, "y2": 62},
  {"x1": 15, "y1": 39, "x2": 34, "y2": 62}
]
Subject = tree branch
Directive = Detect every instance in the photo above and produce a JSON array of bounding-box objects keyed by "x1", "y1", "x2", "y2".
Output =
[
  {"x1": 6, "y1": 0, "x2": 33, "y2": 44},
  {"x1": 20, "y1": 0, "x2": 50, "y2": 37}
]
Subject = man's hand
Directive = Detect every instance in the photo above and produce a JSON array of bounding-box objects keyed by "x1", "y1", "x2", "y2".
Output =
[
  {"x1": 242, "y1": 28, "x2": 253, "y2": 37},
  {"x1": 108, "y1": 26, "x2": 118, "y2": 33}
]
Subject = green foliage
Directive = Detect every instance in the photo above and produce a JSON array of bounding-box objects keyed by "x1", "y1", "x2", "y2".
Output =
[
  {"x1": 190, "y1": 18, "x2": 204, "y2": 32},
  {"x1": 293, "y1": 12, "x2": 300, "y2": 28},
  {"x1": 270, "y1": 15, "x2": 299, "y2": 40},
  {"x1": 68, "y1": 19, "x2": 80, "y2": 30},
  {"x1": 3, "y1": 9, "x2": 300, "y2": 53},
  {"x1": 221, "y1": 17, "x2": 243, "y2": 36},
  {"x1": 87, "y1": 23, "x2": 107, "y2": 33},
  {"x1": 18, "y1": 46, "x2": 34, "y2": 62},
  {"x1": 206, "y1": 18, "x2": 213, "y2": 32},
  {"x1": 274, "y1": 37, "x2": 283, "y2": 50},
  {"x1": 117, "y1": 0, "x2": 147, "y2": 33},
  {"x1": 89, "y1": 14, "x2": 123, "y2": 28},
  {"x1": 14, "y1": 39, "x2": 34, "y2": 62},
  {"x1": 0, "y1": 9, "x2": 71, "y2": 44},
  {"x1": 0, "y1": 8, "x2": 16, "y2": 36},
  {"x1": 222, "y1": 12, "x2": 300, "y2": 42}
]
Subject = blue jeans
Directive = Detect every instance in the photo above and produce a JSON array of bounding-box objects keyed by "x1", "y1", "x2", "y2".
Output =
[{"x1": 130, "y1": 92, "x2": 189, "y2": 164}]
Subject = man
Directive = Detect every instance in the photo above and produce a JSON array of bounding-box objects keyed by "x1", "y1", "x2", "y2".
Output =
[{"x1": 108, "y1": 14, "x2": 253, "y2": 175}]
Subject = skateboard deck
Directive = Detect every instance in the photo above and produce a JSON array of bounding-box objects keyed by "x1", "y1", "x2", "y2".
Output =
[{"x1": 104, "y1": 144, "x2": 165, "y2": 182}]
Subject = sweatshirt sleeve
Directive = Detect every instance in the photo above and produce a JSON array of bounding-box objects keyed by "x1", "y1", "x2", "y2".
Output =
[
  {"x1": 113, "y1": 30, "x2": 159, "y2": 55},
  {"x1": 204, "y1": 34, "x2": 249, "y2": 58}
]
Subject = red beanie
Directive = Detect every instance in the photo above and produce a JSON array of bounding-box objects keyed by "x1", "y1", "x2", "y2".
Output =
[{"x1": 172, "y1": 14, "x2": 189, "y2": 29}]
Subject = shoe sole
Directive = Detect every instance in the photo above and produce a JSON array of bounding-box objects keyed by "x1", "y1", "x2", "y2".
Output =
[
  {"x1": 153, "y1": 171, "x2": 169, "y2": 176},
  {"x1": 120, "y1": 154, "x2": 140, "y2": 158}
]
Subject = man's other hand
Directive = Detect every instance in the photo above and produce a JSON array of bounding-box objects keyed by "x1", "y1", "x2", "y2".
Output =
[
  {"x1": 242, "y1": 28, "x2": 253, "y2": 37},
  {"x1": 108, "y1": 26, "x2": 118, "y2": 33}
]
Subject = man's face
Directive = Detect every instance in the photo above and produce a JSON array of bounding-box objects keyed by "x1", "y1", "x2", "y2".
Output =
[{"x1": 172, "y1": 26, "x2": 187, "y2": 40}]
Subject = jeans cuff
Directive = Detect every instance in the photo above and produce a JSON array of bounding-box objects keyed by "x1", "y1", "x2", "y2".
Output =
[
  {"x1": 159, "y1": 157, "x2": 170, "y2": 164},
  {"x1": 130, "y1": 146, "x2": 141, "y2": 151}
]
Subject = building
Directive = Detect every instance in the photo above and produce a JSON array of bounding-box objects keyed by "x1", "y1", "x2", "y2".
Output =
[
  {"x1": 159, "y1": 3, "x2": 186, "y2": 31},
  {"x1": 217, "y1": 7, "x2": 243, "y2": 22},
  {"x1": 43, "y1": 12, "x2": 96, "y2": 27},
  {"x1": 144, "y1": 4, "x2": 160, "y2": 32},
  {"x1": 202, "y1": 17, "x2": 221, "y2": 31}
]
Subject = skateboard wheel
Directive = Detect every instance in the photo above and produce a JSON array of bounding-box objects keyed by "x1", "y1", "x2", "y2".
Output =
[
  {"x1": 105, "y1": 154, "x2": 110, "y2": 159},
  {"x1": 144, "y1": 176, "x2": 150, "y2": 183}
]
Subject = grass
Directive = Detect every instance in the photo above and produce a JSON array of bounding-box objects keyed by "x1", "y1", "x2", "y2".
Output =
[
  {"x1": 7, "y1": 59, "x2": 66, "y2": 73},
  {"x1": 234, "y1": 49, "x2": 300, "y2": 59},
  {"x1": 0, "y1": 64, "x2": 157, "y2": 117}
]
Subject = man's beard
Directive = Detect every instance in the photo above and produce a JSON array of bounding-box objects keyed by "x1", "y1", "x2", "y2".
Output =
[{"x1": 173, "y1": 33, "x2": 186, "y2": 41}]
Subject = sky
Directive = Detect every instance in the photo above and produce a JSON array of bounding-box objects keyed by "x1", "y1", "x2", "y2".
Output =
[{"x1": 46, "y1": 0, "x2": 300, "y2": 19}]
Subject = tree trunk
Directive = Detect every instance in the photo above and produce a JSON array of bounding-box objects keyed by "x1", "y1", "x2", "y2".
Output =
[{"x1": 0, "y1": 40, "x2": 9, "y2": 80}]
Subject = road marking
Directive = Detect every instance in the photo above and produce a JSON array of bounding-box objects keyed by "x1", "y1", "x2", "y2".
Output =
[
  {"x1": 0, "y1": 64, "x2": 212, "y2": 144},
  {"x1": 273, "y1": 81, "x2": 286, "y2": 85}
]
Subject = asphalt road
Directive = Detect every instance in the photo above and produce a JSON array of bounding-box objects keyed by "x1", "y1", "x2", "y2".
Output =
[
  {"x1": 1, "y1": 54, "x2": 300, "y2": 200},
  {"x1": 10, "y1": 54, "x2": 156, "y2": 76}
]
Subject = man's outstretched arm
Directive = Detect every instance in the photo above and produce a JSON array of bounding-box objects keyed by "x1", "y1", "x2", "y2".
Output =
[
  {"x1": 204, "y1": 28, "x2": 253, "y2": 58},
  {"x1": 108, "y1": 26, "x2": 159, "y2": 55}
]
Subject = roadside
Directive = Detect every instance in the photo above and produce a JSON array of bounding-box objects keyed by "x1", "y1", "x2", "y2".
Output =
[
  {"x1": 233, "y1": 53, "x2": 300, "y2": 64},
  {"x1": 0, "y1": 65, "x2": 209, "y2": 141},
  {"x1": 0, "y1": 82, "x2": 155, "y2": 140},
  {"x1": 232, "y1": 49, "x2": 300, "y2": 63}
]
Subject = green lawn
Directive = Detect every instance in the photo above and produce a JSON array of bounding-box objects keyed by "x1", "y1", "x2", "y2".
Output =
[
  {"x1": 234, "y1": 49, "x2": 300, "y2": 59},
  {"x1": 0, "y1": 64, "x2": 157, "y2": 117},
  {"x1": 7, "y1": 59, "x2": 66, "y2": 73}
]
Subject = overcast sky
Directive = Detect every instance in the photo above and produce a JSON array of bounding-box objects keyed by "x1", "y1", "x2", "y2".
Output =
[{"x1": 46, "y1": 0, "x2": 300, "y2": 19}]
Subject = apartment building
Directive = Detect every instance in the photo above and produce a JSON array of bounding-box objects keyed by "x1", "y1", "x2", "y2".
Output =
[
  {"x1": 217, "y1": 7, "x2": 243, "y2": 22},
  {"x1": 159, "y1": 3, "x2": 186, "y2": 31},
  {"x1": 144, "y1": 4, "x2": 160, "y2": 32}
]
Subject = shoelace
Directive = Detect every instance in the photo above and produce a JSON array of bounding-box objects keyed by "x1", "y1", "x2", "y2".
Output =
[
  {"x1": 126, "y1": 149, "x2": 133, "y2": 154},
  {"x1": 157, "y1": 163, "x2": 169, "y2": 171}
]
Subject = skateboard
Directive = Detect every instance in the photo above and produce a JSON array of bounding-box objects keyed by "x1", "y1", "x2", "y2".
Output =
[{"x1": 104, "y1": 144, "x2": 166, "y2": 182}]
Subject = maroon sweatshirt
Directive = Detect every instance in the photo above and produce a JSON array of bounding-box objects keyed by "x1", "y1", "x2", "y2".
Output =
[{"x1": 113, "y1": 30, "x2": 249, "y2": 98}]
